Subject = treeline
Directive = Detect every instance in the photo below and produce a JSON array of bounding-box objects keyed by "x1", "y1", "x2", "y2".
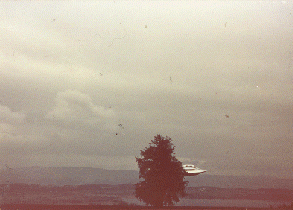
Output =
[
  {"x1": 0, "y1": 184, "x2": 133, "y2": 206},
  {"x1": 1, "y1": 183, "x2": 134, "y2": 194},
  {"x1": 1, "y1": 183, "x2": 293, "y2": 203},
  {"x1": 186, "y1": 187, "x2": 293, "y2": 201}
]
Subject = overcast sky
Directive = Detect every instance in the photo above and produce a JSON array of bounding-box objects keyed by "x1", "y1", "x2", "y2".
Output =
[{"x1": 0, "y1": 1, "x2": 292, "y2": 179}]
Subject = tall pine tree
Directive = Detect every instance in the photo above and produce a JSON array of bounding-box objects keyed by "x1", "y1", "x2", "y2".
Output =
[{"x1": 135, "y1": 134, "x2": 188, "y2": 207}]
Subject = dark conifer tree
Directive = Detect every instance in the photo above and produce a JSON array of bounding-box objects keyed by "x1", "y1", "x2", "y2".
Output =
[{"x1": 135, "y1": 134, "x2": 188, "y2": 207}]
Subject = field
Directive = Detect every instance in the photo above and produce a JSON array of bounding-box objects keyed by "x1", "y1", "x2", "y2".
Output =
[
  {"x1": 1, "y1": 184, "x2": 292, "y2": 209},
  {"x1": 0, "y1": 204, "x2": 273, "y2": 210}
]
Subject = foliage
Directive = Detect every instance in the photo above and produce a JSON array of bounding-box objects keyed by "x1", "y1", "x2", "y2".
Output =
[
  {"x1": 276, "y1": 201, "x2": 293, "y2": 209},
  {"x1": 135, "y1": 134, "x2": 188, "y2": 207}
]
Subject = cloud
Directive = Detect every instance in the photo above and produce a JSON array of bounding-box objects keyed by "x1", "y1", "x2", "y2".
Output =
[
  {"x1": 0, "y1": 105, "x2": 25, "y2": 124},
  {"x1": 46, "y1": 90, "x2": 115, "y2": 125},
  {"x1": 0, "y1": 123, "x2": 15, "y2": 139},
  {"x1": 0, "y1": 1, "x2": 292, "y2": 178}
]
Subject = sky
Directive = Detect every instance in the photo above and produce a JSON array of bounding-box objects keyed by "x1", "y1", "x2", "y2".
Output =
[{"x1": 0, "y1": 1, "x2": 292, "y2": 179}]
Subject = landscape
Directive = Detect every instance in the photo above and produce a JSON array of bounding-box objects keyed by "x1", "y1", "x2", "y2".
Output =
[
  {"x1": 1, "y1": 1, "x2": 293, "y2": 209},
  {"x1": 1, "y1": 167, "x2": 293, "y2": 209}
]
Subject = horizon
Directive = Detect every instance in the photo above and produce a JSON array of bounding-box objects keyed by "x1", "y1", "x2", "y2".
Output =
[{"x1": 2, "y1": 165, "x2": 293, "y2": 181}]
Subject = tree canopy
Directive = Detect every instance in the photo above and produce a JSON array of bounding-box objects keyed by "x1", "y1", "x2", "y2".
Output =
[{"x1": 135, "y1": 134, "x2": 188, "y2": 207}]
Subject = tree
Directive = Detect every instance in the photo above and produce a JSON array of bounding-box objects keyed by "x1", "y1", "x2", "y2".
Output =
[{"x1": 135, "y1": 134, "x2": 188, "y2": 207}]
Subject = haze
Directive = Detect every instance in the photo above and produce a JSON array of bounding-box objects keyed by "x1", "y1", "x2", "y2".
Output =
[{"x1": 0, "y1": 1, "x2": 292, "y2": 179}]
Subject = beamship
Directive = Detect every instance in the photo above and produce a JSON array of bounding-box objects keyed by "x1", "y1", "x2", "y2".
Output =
[{"x1": 183, "y1": 164, "x2": 206, "y2": 176}]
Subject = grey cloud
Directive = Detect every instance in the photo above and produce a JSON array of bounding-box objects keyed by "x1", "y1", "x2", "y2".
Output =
[
  {"x1": 0, "y1": 105, "x2": 25, "y2": 124},
  {"x1": 0, "y1": 1, "x2": 292, "y2": 178},
  {"x1": 46, "y1": 90, "x2": 115, "y2": 124}
]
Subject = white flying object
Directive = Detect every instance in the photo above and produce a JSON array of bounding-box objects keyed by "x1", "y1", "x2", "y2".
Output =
[{"x1": 183, "y1": 164, "x2": 206, "y2": 176}]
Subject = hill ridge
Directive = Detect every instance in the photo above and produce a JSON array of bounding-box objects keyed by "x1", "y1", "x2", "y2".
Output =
[{"x1": 1, "y1": 166, "x2": 292, "y2": 189}]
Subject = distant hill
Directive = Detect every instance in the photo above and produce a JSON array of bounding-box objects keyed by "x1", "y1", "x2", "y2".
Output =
[
  {"x1": 1, "y1": 167, "x2": 292, "y2": 189},
  {"x1": 0, "y1": 167, "x2": 138, "y2": 186},
  {"x1": 185, "y1": 174, "x2": 293, "y2": 189}
]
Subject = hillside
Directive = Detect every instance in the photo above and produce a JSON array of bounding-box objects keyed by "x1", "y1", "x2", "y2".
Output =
[
  {"x1": 1, "y1": 167, "x2": 293, "y2": 189},
  {"x1": 1, "y1": 183, "x2": 293, "y2": 207}
]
